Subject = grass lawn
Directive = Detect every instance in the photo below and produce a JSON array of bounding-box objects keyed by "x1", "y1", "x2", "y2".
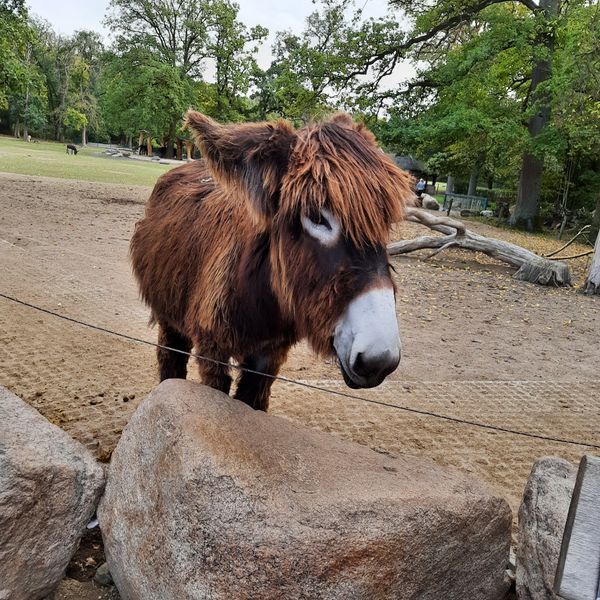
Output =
[{"x1": 0, "y1": 135, "x2": 177, "y2": 186}]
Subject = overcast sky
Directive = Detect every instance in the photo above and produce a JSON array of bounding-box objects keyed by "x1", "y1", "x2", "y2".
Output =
[{"x1": 25, "y1": 0, "x2": 415, "y2": 86}]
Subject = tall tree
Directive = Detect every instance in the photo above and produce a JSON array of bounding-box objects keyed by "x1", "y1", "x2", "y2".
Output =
[
  {"x1": 508, "y1": 0, "x2": 558, "y2": 229},
  {"x1": 99, "y1": 49, "x2": 195, "y2": 149},
  {"x1": 255, "y1": 0, "x2": 364, "y2": 122},
  {"x1": 317, "y1": 0, "x2": 567, "y2": 229},
  {"x1": 378, "y1": 3, "x2": 529, "y2": 192},
  {"x1": 105, "y1": 0, "x2": 212, "y2": 153},
  {"x1": 105, "y1": 0, "x2": 210, "y2": 78},
  {"x1": 70, "y1": 31, "x2": 104, "y2": 145},
  {"x1": 204, "y1": 0, "x2": 267, "y2": 121},
  {"x1": 0, "y1": 0, "x2": 29, "y2": 111},
  {"x1": 0, "y1": 0, "x2": 47, "y2": 139}
]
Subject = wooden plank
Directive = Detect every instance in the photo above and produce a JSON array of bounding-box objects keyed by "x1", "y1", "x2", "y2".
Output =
[{"x1": 555, "y1": 455, "x2": 600, "y2": 600}]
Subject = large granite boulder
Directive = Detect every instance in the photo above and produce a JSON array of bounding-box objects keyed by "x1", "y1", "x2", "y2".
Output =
[
  {"x1": 99, "y1": 380, "x2": 512, "y2": 600},
  {"x1": 0, "y1": 386, "x2": 105, "y2": 600},
  {"x1": 516, "y1": 457, "x2": 577, "y2": 600}
]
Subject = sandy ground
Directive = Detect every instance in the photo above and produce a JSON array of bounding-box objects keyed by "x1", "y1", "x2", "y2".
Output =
[{"x1": 1, "y1": 172, "x2": 599, "y2": 595}]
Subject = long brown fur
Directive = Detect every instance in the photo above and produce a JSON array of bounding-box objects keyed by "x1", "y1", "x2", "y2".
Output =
[{"x1": 130, "y1": 111, "x2": 413, "y2": 410}]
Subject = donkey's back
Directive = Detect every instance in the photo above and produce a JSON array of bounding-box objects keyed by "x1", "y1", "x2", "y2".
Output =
[{"x1": 130, "y1": 160, "x2": 222, "y2": 331}]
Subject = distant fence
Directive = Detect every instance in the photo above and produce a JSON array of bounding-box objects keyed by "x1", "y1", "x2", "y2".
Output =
[
  {"x1": 443, "y1": 192, "x2": 489, "y2": 213},
  {"x1": 87, "y1": 142, "x2": 130, "y2": 150}
]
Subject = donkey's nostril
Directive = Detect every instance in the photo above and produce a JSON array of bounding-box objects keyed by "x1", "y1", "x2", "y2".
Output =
[
  {"x1": 352, "y1": 352, "x2": 368, "y2": 378},
  {"x1": 351, "y1": 350, "x2": 400, "y2": 383}
]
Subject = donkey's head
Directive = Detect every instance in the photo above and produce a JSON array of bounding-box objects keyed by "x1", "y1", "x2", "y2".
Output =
[{"x1": 185, "y1": 111, "x2": 413, "y2": 389}]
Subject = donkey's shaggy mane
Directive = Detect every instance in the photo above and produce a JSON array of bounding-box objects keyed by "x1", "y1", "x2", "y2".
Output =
[{"x1": 281, "y1": 114, "x2": 411, "y2": 248}]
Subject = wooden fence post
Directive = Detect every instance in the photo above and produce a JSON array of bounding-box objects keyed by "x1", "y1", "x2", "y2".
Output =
[{"x1": 554, "y1": 455, "x2": 600, "y2": 600}]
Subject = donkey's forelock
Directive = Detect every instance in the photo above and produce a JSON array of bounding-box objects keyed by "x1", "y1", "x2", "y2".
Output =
[{"x1": 281, "y1": 115, "x2": 412, "y2": 247}]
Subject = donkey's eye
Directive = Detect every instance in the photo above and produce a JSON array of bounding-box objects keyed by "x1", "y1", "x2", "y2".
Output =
[
  {"x1": 309, "y1": 211, "x2": 332, "y2": 231},
  {"x1": 301, "y1": 208, "x2": 341, "y2": 247}
]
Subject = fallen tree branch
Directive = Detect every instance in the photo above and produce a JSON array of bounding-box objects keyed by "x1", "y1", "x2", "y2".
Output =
[
  {"x1": 543, "y1": 225, "x2": 591, "y2": 257},
  {"x1": 426, "y1": 240, "x2": 459, "y2": 259},
  {"x1": 405, "y1": 206, "x2": 466, "y2": 235},
  {"x1": 548, "y1": 249, "x2": 594, "y2": 261},
  {"x1": 389, "y1": 208, "x2": 572, "y2": 286}
]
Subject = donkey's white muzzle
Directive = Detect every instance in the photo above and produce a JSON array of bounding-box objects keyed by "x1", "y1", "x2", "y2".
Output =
[{"x1": 333, "y1": 287, "x2": 401, "y2": 389}]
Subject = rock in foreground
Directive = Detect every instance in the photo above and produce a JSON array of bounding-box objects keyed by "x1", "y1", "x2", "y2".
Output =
[
  {"x1": 516, "y1": 457, "x2": 577, "y2": 600},
  {"x1": 99, "y1": 380, "x2": 511, "y2": 600},
  {"x1": 0, "y1": 386, "x2": 105, "y2": 600}
]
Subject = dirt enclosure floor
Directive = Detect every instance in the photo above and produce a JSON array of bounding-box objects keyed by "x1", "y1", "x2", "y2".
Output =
[{"x1": 1, "y1": 172, "x2": 599, "y2": 551}]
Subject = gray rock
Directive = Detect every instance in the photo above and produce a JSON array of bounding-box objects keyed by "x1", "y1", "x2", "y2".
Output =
[
  {"x1": 99, "y1": 380, "x2": 512, "y2": 600},
  {"x1": 0, "y1": 386, "x2": 105, "y2": 600},
  {"x1": 94, "y1": 563, "x2": 113, "y2": 586},
  {"x1": 421, "y1": 193, "x2": 440, "y2": 210},
  {"x1": 516, "y1": 457, "x2": 577, "y2": 600}
]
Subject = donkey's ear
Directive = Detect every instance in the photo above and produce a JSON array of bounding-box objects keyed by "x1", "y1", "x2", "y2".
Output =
[{"x1": 184, "y1": 111, "x2": 296, "y2": 223}]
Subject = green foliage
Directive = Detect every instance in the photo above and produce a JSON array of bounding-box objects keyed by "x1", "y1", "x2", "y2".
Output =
[
  {"x1": 63, "y1": 107, "x2": 87, "y2": 132},
  {"x1": 253, "y1": 0, "x2": 369, "y2": 123},
  {"x1": 105, "y1": 0, "x2": 210, "y2": 77},
  {"x1": 205, "y1": 0, "x2": 268, "y2": 121},
  {"x1": 0, "y1": 0, "x2": 29, "y2": 110},
  {"x1": 99, "y1": 50, "x2": 195, "y2": 141}
]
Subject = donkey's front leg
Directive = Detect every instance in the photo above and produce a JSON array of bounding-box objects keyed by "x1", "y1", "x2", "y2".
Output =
[
  {"x1": 157, "y1": 322, "x2": 192, "y2": 381},
  {"x1": 194, "y1": 337, "x2": 232, "y2": 396},
  {"x1": 234, "y1": 346, "x2": 289, "y2": 411}
]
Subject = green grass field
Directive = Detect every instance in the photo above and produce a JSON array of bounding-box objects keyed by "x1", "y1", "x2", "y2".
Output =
[{"x1": 0, "y1": 135, "x2": 177, "y2": 186}]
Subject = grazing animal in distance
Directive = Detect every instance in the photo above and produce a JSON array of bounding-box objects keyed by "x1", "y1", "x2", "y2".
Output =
[
  {"x1": 130, "y1": 111, "x2": 413, "y2": 411},
  {"x1": 66, "y1": 144, "x2": 78, "y2": 155}
]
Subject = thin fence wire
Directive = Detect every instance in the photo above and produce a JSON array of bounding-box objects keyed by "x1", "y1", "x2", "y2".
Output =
[{"x1": 2, "y1": 291, "x2": 599, "y2": 451}]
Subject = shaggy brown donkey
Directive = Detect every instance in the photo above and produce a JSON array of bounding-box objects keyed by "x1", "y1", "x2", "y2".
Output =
[{"x1": 130, "y1": 111, "x2": 413, "y2": 411}]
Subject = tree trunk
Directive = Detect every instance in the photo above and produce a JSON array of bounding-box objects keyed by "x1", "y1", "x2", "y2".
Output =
[
  {"x1": 467, "y1": 153, "x2": 484, "y2": 196},
  {"x1": 590, "y1": 195, "x2": 600, "y2": 242},
  {"x1": 165, "y1": 122, "x2": 177, "y2": 159},
  {"x1": 580, "y1": 232, "x2": 600, "y2": 295},
  {"x1": 23, "y1": 86, "x2": 29, "y2": 141},
  {"x1": 510, "y1": 0, "x2": 559, "y2": 231},
  {"x1": 446, "y1": 175, "x2": 454, "y2": 194},
  {"x1": 82, "y1": 124, "x2": 87, "y2": 146},
  {"x1": 389, "y1": 207, "x2": 571, "y2": 286},
  {"x1": 22, "y1": 45, "x2": 31, "y2": 142}
]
